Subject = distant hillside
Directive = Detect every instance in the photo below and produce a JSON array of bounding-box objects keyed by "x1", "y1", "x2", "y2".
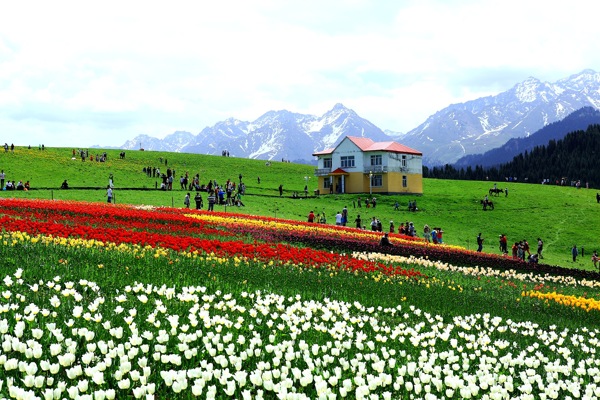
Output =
[
  {"x1": 426, "y1": 124, "x2": 600, "y2": 187},
  {"x1": 454, "y1": 107, "x2": 600, "y2": 168}
]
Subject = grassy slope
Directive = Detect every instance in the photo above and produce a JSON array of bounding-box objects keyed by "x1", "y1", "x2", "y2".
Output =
[{"x1": 1, "y1": 146, "x2": 598, "y2": 270}]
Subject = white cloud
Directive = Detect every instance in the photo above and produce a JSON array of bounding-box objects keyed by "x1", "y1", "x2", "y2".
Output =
[{"x1": 0, "y1": 0, "x2": 599, "y2": 147}]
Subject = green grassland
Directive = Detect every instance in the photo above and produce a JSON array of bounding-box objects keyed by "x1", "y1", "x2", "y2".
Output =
[{"x1": 1, "y1": 145, "x2": 598, "y2": 270}]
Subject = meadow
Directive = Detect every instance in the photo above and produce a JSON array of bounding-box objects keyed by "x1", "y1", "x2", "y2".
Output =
[
  {"x1": 0, "y1": 146, "x2": 598, "y2": 270},
  {"x1": 0, "y1": 196, "x2": 599, "y2": 399},
  {"x1": 0, "y1": 146, "x2": 600, "y2": 399}
]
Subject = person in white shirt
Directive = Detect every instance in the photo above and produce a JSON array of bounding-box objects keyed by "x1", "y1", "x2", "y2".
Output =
[{"x1": 335, "y1": 211, "x2": 343, "y2": 226}]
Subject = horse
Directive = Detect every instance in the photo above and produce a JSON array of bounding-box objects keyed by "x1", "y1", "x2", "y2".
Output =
[
  {"x1": 489, "y1": 188, "x2": 504, "y2": 196},
  {"x1": 480, "y1": 199, "x2": 494, "y2": 210}
]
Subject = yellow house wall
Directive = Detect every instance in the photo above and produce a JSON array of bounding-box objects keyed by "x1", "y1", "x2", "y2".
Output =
[
  {"x1": 315, "y1": 172, "x2": 423, "y2": 194},
  {"x1": 385, "y1": 172, "x2": 423, "y2": 194},
  {"x1": 341, "y1": 172, "x2": 362, "y2": 193}
]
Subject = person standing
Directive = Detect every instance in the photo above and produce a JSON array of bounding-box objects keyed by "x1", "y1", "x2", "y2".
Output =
[
  {"x1": 477, "y1": 233, "x2": 484, "y2": 252},
  {"x1": 537, "y1": 238, "x2": 544, "y2": 259},
  {"x1": 207, "y1": 191, "x2": 216, "y2": 211},
  {"x1": 436, "y1": 228, "x2": 444, "y2": 244},
  {"x1": 194, "y1": 193, "x2": 203, "y2": 210},
  {"x1": 522, "y1": 239, "x2": 530, "y2": 256},
  {"x1": 499, "y1": 234, "x2": 508, "y2": 254},
  {"x1": 279, "y1": 184, "x2": 283, "y2": 197},
  {"x1": 370, "y1": 217, "x2": 377, "y2": 231},
  {"x1": 320, "y1": 212, "x2": 327, "y2": 224},
  {"x1": 423, "y1": 224, "x2": 431, "y2": 242},
  {"x1": 106, "y1": 185, "x2": 113, "y2": 203},
  {"x1": 511, "y1": 242, "x2": 518, "y2": 259},
  {"x1": 592, "y1": 250, "x2": 599, "y2": 270},
  {"x1": 355, "y1": 214, "x2": 362, "y2": 229},
  {"x1": 335, "y1": 211, "x2": 342, "y2": 225},
  {"x1": 184, "y1": 193, "x2": 191, "y2": 209},
  {"x1": 408, "y1": 222, "x2": 415, "y2": 236},
  {"x1": 572, "y1": 245, "x2": 578, "y2": 262},
  {"x1": 0, "y1": 170, "x2": 5, "y2": 189},
  {"x1": 341, "y1": 206, "x2": 348, "y2": 226},
  {"x1": 307, "y1": 210, "x2": 315, "y2": 223}
]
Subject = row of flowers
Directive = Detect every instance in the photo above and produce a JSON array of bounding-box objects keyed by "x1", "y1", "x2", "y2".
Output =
[
  {"x1": 1, "y1": 267, "x2": 600, "y2": 399},
  {"x1": 175, "y1": 213, "x2": 595, "y2": 281},
  {"x1": 523, "y1": 290, "x2": 600, "y2": 312},
  {"x1": 0, "y1": 216, "x2": 423, "y2": 280},
  {"x1": 5, "y1": 229, "x2": 599, "y2": 315},
  {"x1": 2, "y1": 197, "x2": 600, "y2": 284},
  {"x1": 0, "y1": 199, "x2": 564, "y2": 274},
  {"x1": 355, "y1": 252, "x2": 600, "y2": 290}
]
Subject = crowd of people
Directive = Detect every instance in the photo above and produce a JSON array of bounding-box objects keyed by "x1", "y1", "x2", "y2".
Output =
[
  {"x1": 493, "y1": 234, "x2": 542, "y2": 263},
  {"x1": 177, "y1": 177, "x2": 247, "y2": 210},
  {"x1": 304, "y1": 203, "x2": 448, "y2": 248},
  {"x1": 0, "y1": 169, "x2": 30, "y2": 191},
  {"x1": 73, "y1": 149, "x2": 110, "y2": 162},
  {"x1": 356, "y1": 197, "x2": 378, "y2": 208}
]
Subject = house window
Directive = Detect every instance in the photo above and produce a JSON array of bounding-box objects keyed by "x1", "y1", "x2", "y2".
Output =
[
  {"x1": 340, "y1": 156, "x2": 355, "y2": 168},
  {"x1": 370, "y1": 155, "x2": 382, "y2": 166},
  {"x1": 401, "y1": 155, "x2": 407, "y2": 168},
  {"x1": 323, "y1": 158, "x2": 332, "y2": 169},
  {"x1": 402, "y1": 175, "x2": 407, "y2": 187},
  {"x1": 371, "y1": 174, "x2": 383, "y2": 187}
]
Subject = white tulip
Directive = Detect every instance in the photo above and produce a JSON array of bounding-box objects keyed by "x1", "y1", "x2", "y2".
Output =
[
  {"x1": 118, "y1": 378, "x2": 131, "y2": 389},
  {"x1": 78, "y1": 379, "x2": 89, "y2": 392}
]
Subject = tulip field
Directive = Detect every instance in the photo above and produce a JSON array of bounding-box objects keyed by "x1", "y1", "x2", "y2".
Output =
[{"x1": 1, "y1": 198, "x2": 600, "y2": 399}]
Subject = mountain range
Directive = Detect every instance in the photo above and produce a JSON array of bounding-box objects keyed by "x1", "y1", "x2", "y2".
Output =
[
  {"x1": 453, "y1": 106, "x2": 600, "y2": 168},
  {"x1": 118, "y1": 69, "x2": 600, "y2": 167}
]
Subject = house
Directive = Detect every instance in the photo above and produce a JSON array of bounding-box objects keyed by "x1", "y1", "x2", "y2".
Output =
[{"x1": 313, "y1": 136, "x2": 423, "y2": 195}]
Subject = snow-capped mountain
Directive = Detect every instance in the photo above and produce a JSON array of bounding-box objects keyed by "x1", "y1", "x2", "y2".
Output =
[
  {"x1": 401, "y1": 69, "x2": 600, "y2": 166},
  {"x1": 118, "y1": 70, "x2": 600, "y2": 167},
  {"x1": 122, "y1": 131, "x2": 196, "y2": 152},
  {"x1": 123, "y1": 104, "x2": 390, "y2": 164},
  {"x1": 453, "y1": 107, "x2": 600, "y2": 168}
]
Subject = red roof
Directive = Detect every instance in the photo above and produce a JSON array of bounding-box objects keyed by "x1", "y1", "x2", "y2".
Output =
[
  {"x1": 347, "y1": 136, "x2": 422, "y2": 155},
  {"x1": 312, "y1": 136, "x2": 422, "y2": 156},
  {"x1": 330, "y1": 168, "x2": 349, "y2": 175}
]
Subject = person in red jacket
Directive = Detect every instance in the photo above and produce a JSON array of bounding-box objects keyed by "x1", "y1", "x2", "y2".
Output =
[
  {"x1": 499, "y1": 234, "x2": 508, "y2": 254},
  {"x1": 307, "y1": 210, "x2": 315, "y2": 223}
]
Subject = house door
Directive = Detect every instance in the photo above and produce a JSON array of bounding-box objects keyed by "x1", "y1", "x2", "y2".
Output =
[{"x1": 336, "y1": 176, "x2": 345, "y2": 193}]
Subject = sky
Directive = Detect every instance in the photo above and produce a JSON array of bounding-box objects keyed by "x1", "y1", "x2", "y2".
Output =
[{"x1": 1, "y1": 0, "x2": 599, "y2": 148}]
